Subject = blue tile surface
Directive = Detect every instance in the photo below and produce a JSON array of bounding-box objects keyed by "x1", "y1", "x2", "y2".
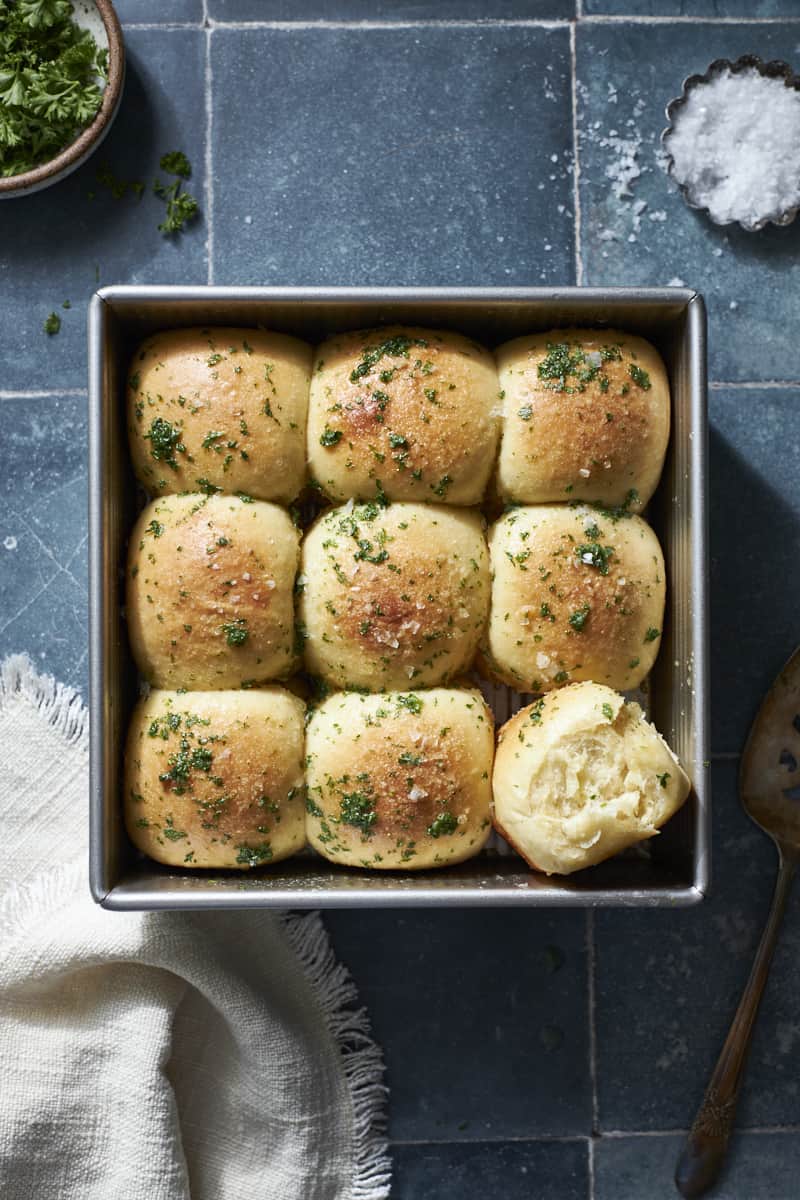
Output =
[
  {"x1": 114, "y1": 0, "x2": 203, "y2": 21},
  {"x1": 0, "y1": 396, "x2": 88, "y2": 695},
  {"x1": 324, "y1": 909, "x2": 591, "y2": 1139},
  {"x1": 595, "y1": 760, "x2": 800, "y2": 1132},
  {"x1": 392, "y1": 1139, "x2": 588, "y2": 1200},
  {"x1": 210, "y1": 25, "x2": 575, "y2": 286},
  {"x1": 576, "y1": 21, "x2": 800, "y2": 380},
  {"x1": 209, "y1": 0, "x2": 576, "y2": 16},
  {"x1": 595, "y1": 1132, "x2": 800, "y2": 1200},
  {"x1": 0, "y1": 29, "x2": 206, "y2": 394},
  {"x1": 710, "y1": 388, "x2": 800, "y2": 754}
]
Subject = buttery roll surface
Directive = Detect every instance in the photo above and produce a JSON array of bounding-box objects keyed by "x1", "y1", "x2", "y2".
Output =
[
  {"x1": 125, "y1": 687, "x2": 306, "y2": 869},
  {"x1": 299, "y1": 501, "x2": 490, "y2": 691},
  {"x1": 127, "y1": 326, "x2": 312, "y2": 503},
  {"x1": 127, "y1": 493, "x2": 299, "y2": 689},
  {"x1": 483, "y1": 504, "x2": 665, "y2": 693},
  {"x1": 305, "y1": 688, "x2": 494, "y2": 870},
  {"x1": 492, "y1": 682, "x2": 690, "y2": 875},
  {"x1": 496, "y1": 328, "x2": 670, "y2": 509},
  {"x1": 307, "y1": 325, "x2": 500, "y2": 505}
]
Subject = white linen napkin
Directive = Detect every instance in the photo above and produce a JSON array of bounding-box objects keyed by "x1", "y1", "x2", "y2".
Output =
[{"x1": 0, "y1": 655, "x2": 391, "y2": 1200}]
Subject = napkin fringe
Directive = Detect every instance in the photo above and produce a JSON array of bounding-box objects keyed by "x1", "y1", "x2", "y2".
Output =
[
  {"x1": 0, "y1": 653, "x2": 89, "y2": 752},
  {"x1": 283, "y1": 911, "x2": 392, "y2": 1200}
]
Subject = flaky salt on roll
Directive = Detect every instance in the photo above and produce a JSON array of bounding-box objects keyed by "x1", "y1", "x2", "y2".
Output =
[
  {"x1": 299, "y1": 501, "x2": 490, "y2": 691},
  {"x1": 305, "y1": 688, "x2": 494, "y2": 870},
  {"x1": 127, "y1": 326, "x2": 312, "y2": 503},
  {"x1": 307, "y1": 326, "x2": 500, "y2": 505},
  {"x1": 492, "y1": 682, "x2": 690, "y2": 875},
  {"x1": 127, "y1": 493, "x2": 299, "y2": 690},
  {"x1": 496, "y1": 329, "x2": 669, "y2": 509},
  {"x1": 482, "y1": 504, "x2": 665, "y2": 693},
  {"x1": 125, "y1": 687, "x2": 306, "y2": 869}
]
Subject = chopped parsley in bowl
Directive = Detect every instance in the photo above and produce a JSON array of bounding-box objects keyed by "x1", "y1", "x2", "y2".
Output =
[{"x1": 0, "y1": 0, "x2": 124, "y2": 198}]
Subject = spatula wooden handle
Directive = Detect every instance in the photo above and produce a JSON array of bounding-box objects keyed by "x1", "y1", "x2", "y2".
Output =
[{"x1": 674, "y1": 853, "x2": 796, "y2": 1198}]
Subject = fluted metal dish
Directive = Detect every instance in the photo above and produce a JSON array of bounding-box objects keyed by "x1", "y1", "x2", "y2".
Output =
[{"x1": 661, "y1": 55, "x2": 800, "y2": 234}]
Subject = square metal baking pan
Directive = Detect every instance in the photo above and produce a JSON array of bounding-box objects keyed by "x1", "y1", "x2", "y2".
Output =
[{"x1": 89, "y1": 286, "x2": 709, "y2": 910}]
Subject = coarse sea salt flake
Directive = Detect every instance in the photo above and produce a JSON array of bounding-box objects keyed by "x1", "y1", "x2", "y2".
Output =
[{"x1": 667, "y1": 66, "x2": 800, "y2": 226}]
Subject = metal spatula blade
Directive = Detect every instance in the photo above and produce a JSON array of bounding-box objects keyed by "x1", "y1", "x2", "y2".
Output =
[{"x1": 675, "y1": 645, "x2": 800, "y2": 1199}]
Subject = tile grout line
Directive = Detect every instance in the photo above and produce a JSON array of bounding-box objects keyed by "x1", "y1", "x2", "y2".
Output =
[
  {"x1": 389, "y1": 1124, "x2": 800, "y2": 1148},
  {"x1": 587, "y1": 907, "x2": 598, "y2": 1200},
  {"x1": 389, "y1": 1135, "x2": 591, "y2": 1147},
  {"x1": 197, "y1": 16, "x2": 800, "y2": 29},
  {"x1": 204, "y1": 3, "x2": 214, "y2": 287},
  {"x1": 206, "y1": 19, "x2": 568, "y2": 31},
  {"x1": 569, "y1": 21, "x2": 583, "y2": 288},
  {"x1": 0, "y1": 390, "x2": 87, "y2": 400},
  {"x1": 710, "y1": 380, "x2": 800, "y2": 389}
]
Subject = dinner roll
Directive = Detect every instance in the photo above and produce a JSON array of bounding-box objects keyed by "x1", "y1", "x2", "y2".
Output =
[
  {"x1": 127, "y1": 326, "x2": 312, "y2": 503},
  {"x1": 127, "y1": 493, "x2": 299, "y2": 689},
  {"x1": 305, "y1": 688, "x2": 494, "y2": 870},
  {"x1": 307, "y1": 325, "x2": 500, "y2": 505},
  {"x1": 125, "y1": 687, "x2": 306, "y2": 869},
  {"x1": 492, "y1": 682, "x2": 690, "y2": 875},
  {"x1": 496, "y1": 329, "x2": 669, "y2": 509},
  {"x1": 299, "y1": 501, "x2": 490, "y2": 691},
  {"x1": 483, "y1": 504, "x2": 665, "y2": 693}
]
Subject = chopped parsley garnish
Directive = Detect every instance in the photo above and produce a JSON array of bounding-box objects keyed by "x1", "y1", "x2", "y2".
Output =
[
  {"x1": 350, "y1": 334, "x2": 428, "y2": 382},
  {"x1": 339, "y1": 791, "x2": 377, "y2": 834},
  {"x1": 158, "y1": 738, "x2": 214, "y2": 792},
  {"x1": 153, "y1": 167, "x2": 199, "y2": 235},
  {"x1": 202, "y1": 429, "x2": 225, "y2": 448},
  {"x1": 320, "y1": 427, "x2": 342, "y2": 447},
  {"x1": 145, "y1": 417, "x2": 184, "y2": 469},
  {"x1": 43, "y1": 312, "x2": 61, "y2": 335},
  {"x1": 575, "y1": 542, "x2": 613, "y2": 575},
  {"x1": 396, "y1": 693, "x2": 423, "y2": 715},
  {"x1": 518, "y1": 404, "x2": 533, "y2": 420},
  {"x1": 628, "y1": 363, "x2": 651, "y2": 390},
  {"x1": 528, "y1": 698, "x2": 545, "y2": 725},
  {"x1": 221, "y1": 618, "x2": 248, "y2": 646},
  {"x1": 0, "y1": 1, "x2": 107, "y2": 179},
  {"x1": 206, "y1": 353, "x2": 223, "y2": 367},
  {"x1": 398, "y1": 751, "x2": 422, "y2": 766},
  {"x1": 537, "y1": 342, "x2": 591, "y2": 392},
  {"x1": 146, "y1": 519, "x2": 164, "y2": 538},
  {"x1": 568, "y1": 604, "x2": 590, "y2": 632},
  {"x1": 196, "y1": 477, "x2": 221, "y2": 494},
  {"x1": 657, "y1": 772, "x2": 671, "y2": 788},
  {"x1": 159, "y1": 149, "x2": 191, "y2": 179},
  {"x1": 644, "y1": 627, "x2": 661, "y2": 643},
  {"x1": 162, "y1": 827, "x2": 188, "y2": 841},
  {"x1": 236, "y1": 842, "x2": 273, "y2": 866},
  {"x1": 601, "y1": 703, "x2": 614, "y2": 721},
  {"x1": 427, "y1": 812, "x2": 458, "y2": 839},
  {"x1": 431, "y1": 475, "x2": 452, "y2": 498},
  {"x1": 388, "y1": 431, "x2": 408, "y2": 448}
]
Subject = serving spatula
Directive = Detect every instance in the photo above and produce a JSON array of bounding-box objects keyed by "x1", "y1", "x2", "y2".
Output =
[{"x1": 675, "y1": 645, "x2": 800, "y2": 1198}]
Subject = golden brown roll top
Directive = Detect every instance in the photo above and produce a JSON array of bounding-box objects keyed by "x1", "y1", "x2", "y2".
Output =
[
  {"x1": 496, "y1": 328, "x2": 670, "y2": 509},
  {"x1": 299, "y1": 501, "x2": 490, "y2": 691},
  {"x1": 307, "y1": 325, "x2": 500, "y2": 505},
  {"x1": 127, "y1": 493, "x2": 299, "y2": 690},
  {"x1": 125, "y1": 687, "x2": 306, "y2": 869},
  {"x1": 305, "y1": 688, "x2": 494, "y2": 870},
  {"x1": 492, "y1": 682, "x2": 690, "y2": 875},
  {"x1": 483, "y1": 504, "x2": 665, "y2": 693},
  {"x1": 127, "y1": 326, "x2": 312, "y2": 503}
]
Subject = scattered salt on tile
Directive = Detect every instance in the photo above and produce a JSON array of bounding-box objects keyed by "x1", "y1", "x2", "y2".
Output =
[{"x1": 667, "y1": 66, "x2": 800, "y2": 226}]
